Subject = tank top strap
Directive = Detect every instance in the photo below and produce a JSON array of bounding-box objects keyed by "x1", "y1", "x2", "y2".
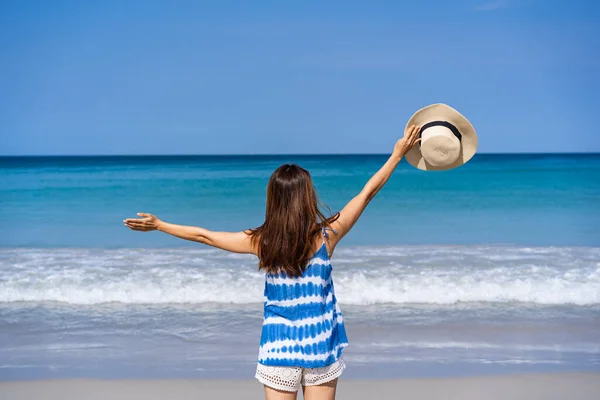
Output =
[{"x1": 321, "y1": 225, "x2": 338, "y2": 244}]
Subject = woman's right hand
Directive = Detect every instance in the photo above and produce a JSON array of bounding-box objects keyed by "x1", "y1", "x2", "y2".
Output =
[
  {"x1": 393, "y1": 124, "x2": 421, "y2": 157},
  {"x1": 123, "y1": 212, "x2": 162, "y2": 232}
]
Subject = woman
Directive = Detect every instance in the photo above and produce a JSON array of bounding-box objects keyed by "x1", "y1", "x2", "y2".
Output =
[{"x1": 124, "y1": 124, "x2": 421, "y2": 400}]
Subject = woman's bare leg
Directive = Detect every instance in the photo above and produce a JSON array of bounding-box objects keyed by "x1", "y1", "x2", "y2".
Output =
[
  {"x1": 264, "y1": 385, "x2": 298, "y2": 400},
  {"x1": 302, "y1": 378, "x2": 338, "y2": 400}
]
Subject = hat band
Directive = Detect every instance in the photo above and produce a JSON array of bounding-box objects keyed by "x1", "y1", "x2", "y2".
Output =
[{"x1": 419, "y1": 121, "x2": 462, "y2": 141}]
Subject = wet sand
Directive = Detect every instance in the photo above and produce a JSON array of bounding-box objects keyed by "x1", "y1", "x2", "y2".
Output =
[{"x1": 1, "y1": 372, "x2": 599, "y2": 400}]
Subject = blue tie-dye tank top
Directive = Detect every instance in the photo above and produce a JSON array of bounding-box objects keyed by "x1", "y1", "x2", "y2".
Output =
[{"x1": 257, "y1": 226, "x2": 349, "y2": 368}]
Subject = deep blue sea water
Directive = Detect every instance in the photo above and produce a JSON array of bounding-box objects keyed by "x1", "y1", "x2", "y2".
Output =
[
  {"x1": 0, "y1": 154, "x2": 599, "y2": 380},
  {"x1": 1, "y1": 154, "x2": 599, "y2": 247}
]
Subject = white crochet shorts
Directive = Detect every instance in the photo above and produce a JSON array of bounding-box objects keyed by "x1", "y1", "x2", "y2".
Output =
[{"x1": 255, "y1": 357, "x2": 346, "y2": 392}]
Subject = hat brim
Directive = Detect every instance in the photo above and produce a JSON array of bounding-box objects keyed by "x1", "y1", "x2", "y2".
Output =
[{"x1": 405, "y1": 103, "x2": 478, "y2": 171}]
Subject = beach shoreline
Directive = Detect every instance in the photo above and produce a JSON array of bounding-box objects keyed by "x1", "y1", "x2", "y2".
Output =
[{"x1": 1, "y1": 372, "x2": 599, "y2": 400}]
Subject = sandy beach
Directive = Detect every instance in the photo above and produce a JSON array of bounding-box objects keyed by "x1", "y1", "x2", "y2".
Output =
[{"x1": 1, "y1": 372, "x2": 599, "y2": 400}]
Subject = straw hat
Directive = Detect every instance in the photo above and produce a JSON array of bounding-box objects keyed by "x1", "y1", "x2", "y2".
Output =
[{"x1": 405, "y1": 103, "x2": 478, "y2": 171}]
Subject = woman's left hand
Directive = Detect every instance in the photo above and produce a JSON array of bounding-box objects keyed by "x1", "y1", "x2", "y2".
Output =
[
  {"x1": 123, "y1": 212, "x2": 162, "y2": 232},
  {"x1": 393, "y1": 124, "x2": 421, "y2": 158}
]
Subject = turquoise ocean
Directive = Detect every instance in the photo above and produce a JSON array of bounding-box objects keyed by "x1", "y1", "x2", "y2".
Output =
[{"x1": 0, "y1": 154, "x2": 599, "y2": 380}]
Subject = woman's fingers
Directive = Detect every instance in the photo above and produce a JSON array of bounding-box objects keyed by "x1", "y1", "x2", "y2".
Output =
[
  {"x1": 409, "y1": 125, "x2": 417, "y2": 137},
  {"x1": 124, "y1": 220, "x2": 146, "y2": 228},
  {"x1": 124, "y1": 214, "x2": 153, "y2": 223},
  {"x1": 408, "y1": 125, "x2": 420, "y2": 146},
  {"x1": 413, "y1": 125, "x2": 421, "y2": 138},
  {"x1": 124, "y1": 219, "x2": 143, "y2": 224},
  {"x1": 123, "y1": 213, "x2": 157, "y2": 232},
  {"x1": 127, "y1": 225, "x2": 148, "y2": 231},
  {"x1": 403, "y1": 125, "x2": 421, "y2": 144},
  {"x1": 124, "y1": 221, "x2": 150, "y2": 231}
]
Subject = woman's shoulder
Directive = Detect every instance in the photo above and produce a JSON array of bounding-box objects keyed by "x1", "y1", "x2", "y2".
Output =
[{"x1": 311, "y1": 226, "x2": 333, "y2": 260}]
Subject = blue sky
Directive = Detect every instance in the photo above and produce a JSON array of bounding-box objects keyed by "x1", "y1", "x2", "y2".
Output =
[{"x1": 1, "y1": 0, "x2": 599, "y2": 155}]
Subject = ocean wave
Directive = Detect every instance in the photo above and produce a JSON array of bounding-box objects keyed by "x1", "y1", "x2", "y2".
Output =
[{"x1": 1, "y1": 246, "x2": 598, "y2": 306}]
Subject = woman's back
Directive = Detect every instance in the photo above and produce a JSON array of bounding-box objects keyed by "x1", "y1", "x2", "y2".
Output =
[
  {"x1": 124, "y1": 125, "x2": 423, "y2": 398},
  {"x1": 257, "y1": 227, "x2": 348, "y2": 368}
]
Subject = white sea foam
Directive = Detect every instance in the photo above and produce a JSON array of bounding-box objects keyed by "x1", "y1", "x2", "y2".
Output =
[
  {"x1": 364, "y1": 341, "x2": 600, "y2": 354},
  {"x1": 1, "y1": 246, "x2": 598, "y2": 306}
]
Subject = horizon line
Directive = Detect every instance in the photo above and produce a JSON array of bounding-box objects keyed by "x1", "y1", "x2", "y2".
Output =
[{"x1": 1, "y1": 151, "x2": 599, "y2": 157}]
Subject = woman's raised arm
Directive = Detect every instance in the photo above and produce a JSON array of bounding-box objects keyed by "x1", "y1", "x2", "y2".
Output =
[
  {"x1": 327, "y1": 124, "x2": 421, "y2": 253},
  {"x1": 124, "y1": 213, "x2": 256, "y2": 255}
]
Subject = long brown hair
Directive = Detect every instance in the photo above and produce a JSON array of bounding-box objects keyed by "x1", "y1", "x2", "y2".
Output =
[{"x1": 249, "y1": 164, "x2": 339, "y2": 277}]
